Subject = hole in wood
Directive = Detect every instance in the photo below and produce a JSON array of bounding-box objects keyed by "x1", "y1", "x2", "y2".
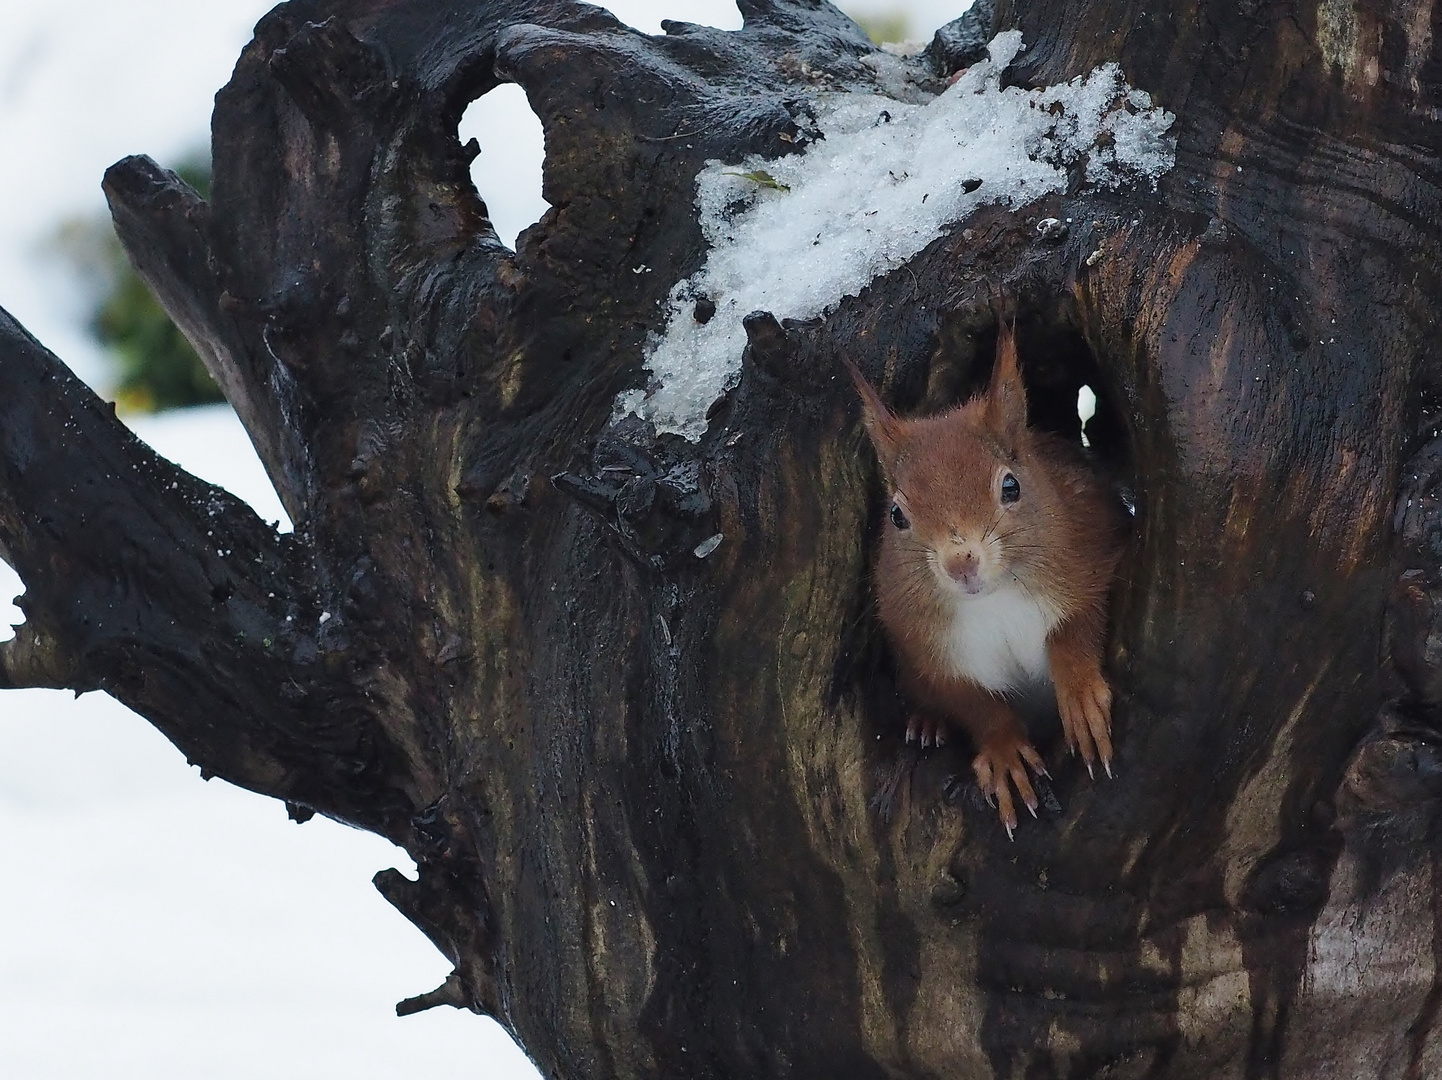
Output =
[
  {"x1": 1078, "y1": 384, "x2": 1097, "y2": 447},
  {"x1": 845, "y1": 309, "x2": 1135, "y2": 812},
  {"x1": 458, "y1": 83, "x2": 549, "y2": 250},
  {"x1": 967, "y1": 317, "x2": 1132, "y2": 479}
]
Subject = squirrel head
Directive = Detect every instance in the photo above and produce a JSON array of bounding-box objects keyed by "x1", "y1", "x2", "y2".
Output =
[{"x1": 849, "y1": 322, "x2": 1058, "y2": 599}]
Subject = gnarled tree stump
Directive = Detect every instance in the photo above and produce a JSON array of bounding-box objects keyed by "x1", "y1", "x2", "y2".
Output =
[{"x1": 3, "y1": 0, "x2": 1442, "y2": 1076}]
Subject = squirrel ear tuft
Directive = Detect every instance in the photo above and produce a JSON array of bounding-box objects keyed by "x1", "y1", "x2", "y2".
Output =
[
  {"x1": 845, "y1": 359, "x2": 904, "y2": 473},
  {"x1": 984, "y1": 319, "x2": 1028, "y2": 443}
]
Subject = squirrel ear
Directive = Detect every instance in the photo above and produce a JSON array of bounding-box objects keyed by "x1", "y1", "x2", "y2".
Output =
[
  {"x1": 984, "y1": 319, "x2": 1028, "y2": 442},
  {"x1": 845, "y1": 359, "x2": 904, "y2": 473}
]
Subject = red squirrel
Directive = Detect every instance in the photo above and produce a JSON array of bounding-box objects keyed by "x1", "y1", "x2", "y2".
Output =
[{"x1": 849, "y1": 322, "x2": 1126, "y2": 836}]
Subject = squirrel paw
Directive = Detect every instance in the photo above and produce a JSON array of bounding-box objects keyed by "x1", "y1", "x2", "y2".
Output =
[
  {"x1": 1057, "y1": 669, "x2": 1114, "y2": 779},
  {"x1": 972, "y1": 730, "x2": 1047, "y2": 839},
  {"x1": 906, "y1": 713, "x2": 950, "y2": 749}
]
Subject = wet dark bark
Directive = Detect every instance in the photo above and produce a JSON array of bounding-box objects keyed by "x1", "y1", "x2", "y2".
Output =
[{"x1": 3, "y1": 0, "x2": 1442, "y2": 1076}]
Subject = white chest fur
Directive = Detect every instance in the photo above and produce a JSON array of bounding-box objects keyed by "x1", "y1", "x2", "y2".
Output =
[{"x1": 940, "y1": 585, "x2": 1062, "y2": 693}]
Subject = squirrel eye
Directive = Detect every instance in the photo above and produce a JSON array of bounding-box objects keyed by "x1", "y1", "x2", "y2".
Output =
[
  {"x1": 1000, "y1": 473, "x2": 1021, "y2": 504},
  {"x1": 890, "y1": 503, "x2": 910, "y2": 530}
]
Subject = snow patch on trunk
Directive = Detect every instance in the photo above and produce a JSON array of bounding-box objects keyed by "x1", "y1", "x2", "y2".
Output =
[{"x1": 614, "y1": 31, "x2": 1177, "y2": 441}]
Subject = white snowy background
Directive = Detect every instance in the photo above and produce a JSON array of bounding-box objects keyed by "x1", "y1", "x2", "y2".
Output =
[{"x1": 0, "y1": 1, "x2": 974, "y2": 1076}]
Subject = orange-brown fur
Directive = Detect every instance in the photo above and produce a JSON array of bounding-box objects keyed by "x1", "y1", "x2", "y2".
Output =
[{"x1": 849, "y1": 323, "x2": 1126, "y2": 835}]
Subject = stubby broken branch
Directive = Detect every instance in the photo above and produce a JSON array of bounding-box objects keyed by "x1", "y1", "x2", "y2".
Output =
[{"x1": 0, "y1": 623, "x2": 84, "y2": 692}]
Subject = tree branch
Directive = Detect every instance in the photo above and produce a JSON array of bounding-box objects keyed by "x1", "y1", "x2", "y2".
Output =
[
  {"x1": 0, "y1": 305, "x2": 421, "y2": 836},
  {"x1": 102, "y1": 155, "x2": 312, "y2": 525}
]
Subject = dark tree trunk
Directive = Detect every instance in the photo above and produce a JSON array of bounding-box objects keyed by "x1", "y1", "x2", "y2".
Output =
[{"x1": 4, "y1": 0, "x2": 1442, "y2": 1076}]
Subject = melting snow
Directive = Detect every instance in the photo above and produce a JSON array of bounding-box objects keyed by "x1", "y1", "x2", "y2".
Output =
[{"x1": 614, "y1": 31, "x2": 1176, "y2": 441}]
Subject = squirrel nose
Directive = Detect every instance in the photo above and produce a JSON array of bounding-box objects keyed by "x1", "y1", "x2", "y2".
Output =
[{"x1": 945, "y1": 553, "x2": 980, "y2": 587}]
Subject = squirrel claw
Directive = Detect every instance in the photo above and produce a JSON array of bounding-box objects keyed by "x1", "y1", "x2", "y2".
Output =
[
  {"x1": 1056, "y1": 666, "x2": 1114, "y2": 782},
  {"x1": 1103, "y1": 758, "x2": 1114, "y2": 780},
  {"x1": 973, "y1": 729, "x2": 1045, "y2": 837},
  {"x1": 907, "y1": 714, "x2": 950, "y2": 750}
]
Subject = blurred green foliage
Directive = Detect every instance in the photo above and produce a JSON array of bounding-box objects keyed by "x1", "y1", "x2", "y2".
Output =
[
  {"x1": 54, "y1": 153, "x2": 223, "y2": 413},
  {"x1": 852, "y1": 10, "x2": 911, "y2": 44}
]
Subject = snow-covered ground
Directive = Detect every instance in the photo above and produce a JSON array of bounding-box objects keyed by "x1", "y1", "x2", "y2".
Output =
[{"x1": 0, "y1": 2, "x2": 979, "y2": 1076}]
